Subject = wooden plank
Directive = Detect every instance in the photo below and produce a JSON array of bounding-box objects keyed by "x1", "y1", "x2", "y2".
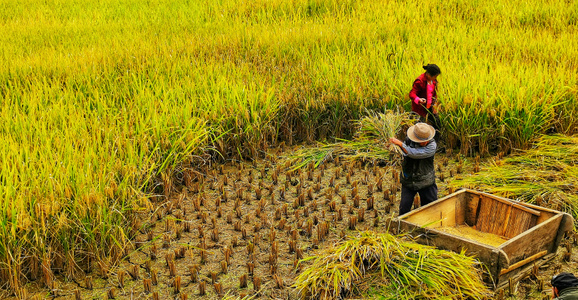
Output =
[
  {"x1": 499, "y1": 205, "x2": 513, "y2": 237},
  {"x1": 518, "y1": 210, "x2": 532, "y2": 235},
  {"x1": 505, "y1": 197, "x2": 559, "y2": 214},
  {"x1": 551, "y1": 213, "x2": 575, "y2": 253},
  {"x1": 466, "y1": 195, "x2": 480, "y2": 226},
  {"x1": 529, "y1": 214, "x2": 538, "y2": 228},
  {"x1": 485, "y1": 200, "x2": 496, "y2": 234},
  {"x1": 490, "y1": 248, "x2": 510, "y2": 287},
  {"x1": 499, "y1": 250, "x2": 547, "y2": 276},
  {"x1": 503, "y1": 210, "x2": 515, "y2": 238},
  {"x1": 483, "y1": 198, "x2": 495, "y2": 232},
  {"x1": 401, "y1": 189, "x2": 468, "y2": 220},
  {"x1": 398, "y1": 220, "x2": 508, "y2": 277},
  {"x1": 505, "y1": 209, "x2": 529, "y2": 238},
  {"x1": 476, "y1": 196, "x2": 491, "y2": 232},
  {"x1": 403, "y1": 196, "x2": 458, "y2": 228},
  {"x1": 509, "y1": 210, "x2": 529, "y2": 237},
  {"x1": 522, "y1": 212, "x2": 533, "y2": 232},
  {"x1": 483, "y1": 197, "x2": 499, "y2": 233},
  {"x1": 473, "y1": 196, "x2": 483, "y2": 230},
  {"x1": 485, "y1": 197, "x2": 497, "y2": 233},
  {"x1": 473, "y1": 196, "x2": 482, "y2": 230},
  {"x1": 495, "y1": 253, "x2": 556, "y2": 290},
  {"x1": 455, "y1": 196, "x2": 465, "y2": 225},
  {"x1": 487, "y1": 200, "x2": 499, "y2": 234},
  {"x1": 514, "y1": 201, "x2": 559, "y2": 224},
  {"x1": 504, "y1": 210, "x2": 518, "y2": 238},
  {"x1": 477, "y1": 192, "x2": 541, "y2": 216},
  {"x1": 515, "y1": 210, "x2": 529, "y2": 236},
  {"x1": 499, "y1": 214, "x2": 563, "y2": 266},
  {"x1": 497, "y1": 202, "x2": 508, "y2": 234},
  {"x1": 490, "y1": 202, "x2": 508, "y2": 235}
]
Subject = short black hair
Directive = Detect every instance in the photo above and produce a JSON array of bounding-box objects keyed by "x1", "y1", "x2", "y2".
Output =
[
  {"x1": 423, "y1": 64, "x2": 441, "y2": 76},
  {"x1": 551, "y1": 272, "x2": 578, "y2": 291}
]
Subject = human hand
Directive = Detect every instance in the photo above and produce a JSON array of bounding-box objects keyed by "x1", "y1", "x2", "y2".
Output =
[
  {"x1": 389, "y1": 138, "x2": 401, "y2": 146},
  {"x1": 419, "y1": 98, "x2": 426, "y2": 105}
]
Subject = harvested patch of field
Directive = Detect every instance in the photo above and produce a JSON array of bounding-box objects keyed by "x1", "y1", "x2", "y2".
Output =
[{"x1": 12, "y1": 141, "x2": 577, "y2": 299}]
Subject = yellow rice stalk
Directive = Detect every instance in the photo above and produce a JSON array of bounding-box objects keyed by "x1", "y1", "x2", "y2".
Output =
[
  {"x1": 290, "y1": 110, "x2": 414, "y2": 169},
  {"x1": 356, "y1": 110, "x2": 416, "y2": 155},
  {"x1": 294, "y1": 231, "x2": 490, "y2": 300}
]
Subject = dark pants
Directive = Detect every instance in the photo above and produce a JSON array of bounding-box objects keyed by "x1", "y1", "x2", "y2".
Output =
[{"x1": 399, "y1": 183, "x2": 438, "y2": 215}]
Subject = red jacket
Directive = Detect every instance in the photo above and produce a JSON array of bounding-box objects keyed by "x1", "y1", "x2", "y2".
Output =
[{"x1": 409, "y1": 73, "x2": 438, "y2": 118}]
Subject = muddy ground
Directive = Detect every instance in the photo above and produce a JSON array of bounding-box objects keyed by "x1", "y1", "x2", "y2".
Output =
[{"x1": 11, "y1": 144, "x2": 578, "y2": 300}]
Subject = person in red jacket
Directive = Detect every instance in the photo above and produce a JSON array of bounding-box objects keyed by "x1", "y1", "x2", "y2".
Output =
[{"x1": 409, "y1": 64, "x2": 441, "y2": 142}]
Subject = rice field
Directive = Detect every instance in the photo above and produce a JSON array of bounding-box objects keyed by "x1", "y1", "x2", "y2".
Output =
[
  {"x1": 14, "y1": 145, "x2": 491, "y2": 299},
  {"x1": 12, "y1": 137, "x2": 576, "y2": 299},
  {"x1": 1, "y1": 0, "x2": 578, "y2": 298}
]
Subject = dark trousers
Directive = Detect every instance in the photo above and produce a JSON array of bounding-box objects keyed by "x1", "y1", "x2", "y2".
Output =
[{"x1": 399, "y1": 183, "x2": 438, "y2": 215}]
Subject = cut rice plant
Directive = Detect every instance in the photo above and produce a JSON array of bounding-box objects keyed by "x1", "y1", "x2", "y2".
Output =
[
  {"x1": 449, "y1": 134, "x2": 578, "y2": 223},
  {"x1": 290, "y1": 110, "x2": 414, "y2": 169},
  {"x1": 356, "y1": 110, "x2": 416, "y2": 155},
  {"x1": 294, "y1": 231, "x2": 491, "y2": 300},
  {"x1": 291, "y1": 144, "x2": 339, "y2": 170}
]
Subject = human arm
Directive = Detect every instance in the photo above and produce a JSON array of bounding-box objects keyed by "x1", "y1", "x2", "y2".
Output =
[
  {"x1": 405, "y1": 140, "x2": 437, "y2": 159},
  {"x1": 409, "y1": 76, "x2": 427, "y2": 105},
  {"x1": 390, "y1": 138, "x2": 436, "y2": 158},
  {"x1": 389, "y1": 138, "x2": 408, "y2": 154}
]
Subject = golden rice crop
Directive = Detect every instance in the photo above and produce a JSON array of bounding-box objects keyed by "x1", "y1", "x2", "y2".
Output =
[
  {"x1": 1, "y1": 0, "x2": 578, "y2": 293},
  {"x1": 290, "y1": 110, "x2": 414, "y2": 168},
  {"x1": 293, "y1": 231, "x2": 491, "y2": 299},
  {"x1": 356, "y1": 110, "x2": 416, "y2": 155}
]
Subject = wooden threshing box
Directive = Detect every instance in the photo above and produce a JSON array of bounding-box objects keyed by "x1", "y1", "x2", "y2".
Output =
[{"x1": 393, "y1": 189, "x2": 574, "y2": 289}]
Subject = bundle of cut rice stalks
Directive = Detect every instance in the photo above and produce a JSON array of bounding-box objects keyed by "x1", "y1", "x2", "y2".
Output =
[
  {"x1": 355, "y1": 110, "x2": 415, "y2": 155},
  {"x1": 294, "y1": 231, "x2": 490, "y2": 300},
  {"x1": 290, "y1": 110, "x2": 415, "y2": 169}
]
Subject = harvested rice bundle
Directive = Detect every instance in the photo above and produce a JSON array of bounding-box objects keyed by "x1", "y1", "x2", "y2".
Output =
[
  {"x1": 294, "y1": 231, "x2": 490, "y2": 300},
  {"x1": 356, "y1": 110, "x2": 415, "y2": 155},
  {"x1": 289, "y1": 111, "x2": 415, "y2": 169}
]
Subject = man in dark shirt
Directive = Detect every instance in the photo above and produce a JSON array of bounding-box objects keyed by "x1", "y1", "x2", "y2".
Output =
[{"x1": 389, "y1": 122, "x2": 437, "y2": 215}]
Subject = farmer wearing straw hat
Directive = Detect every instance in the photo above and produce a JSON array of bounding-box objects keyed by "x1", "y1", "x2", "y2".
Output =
[
  {"x1": 409, "y1": 64, "x2": 442, "y2": 143},
  {"x1": 389, "y1": 122, "x2": 437, "y2": 215},
  {"x1": 551, "y1": 272, "x2": 578, "y2": 299}
]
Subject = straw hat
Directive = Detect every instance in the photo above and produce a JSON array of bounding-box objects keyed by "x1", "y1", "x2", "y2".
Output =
[{"x1": 407, "y1": 123, "x2": 435, "y2": 143}]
